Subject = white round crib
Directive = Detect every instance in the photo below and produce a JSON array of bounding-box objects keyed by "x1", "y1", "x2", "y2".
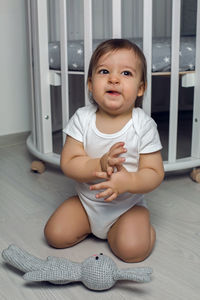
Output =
[{"x1": 26, "y1": 0, "x2": 200, "y2": 173}]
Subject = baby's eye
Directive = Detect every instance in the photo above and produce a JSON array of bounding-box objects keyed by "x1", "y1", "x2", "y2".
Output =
[
  {"x1": 99, "y1": 69, "x2": 109, "y2": 74},
  {"x1": 122, "y1": 70, "x2": 132, "y2": 76}
]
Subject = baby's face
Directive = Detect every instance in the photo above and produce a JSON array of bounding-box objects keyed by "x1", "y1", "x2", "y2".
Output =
[{"x1": 88, "y1": 49, "x2": 145, "y2": 116}]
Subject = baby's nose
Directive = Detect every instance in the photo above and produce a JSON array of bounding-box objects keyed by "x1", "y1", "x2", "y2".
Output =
[{"x1": 108, "y1": 73, "x2": 119, "y2": 84}]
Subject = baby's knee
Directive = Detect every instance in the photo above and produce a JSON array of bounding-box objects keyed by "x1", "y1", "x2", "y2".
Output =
[
  {"x1": 44, "y1": 223, "x2": 77, "y2": 249},
  {"x1": 44, "y1": 223, "x2": 64, "y2": 248},
  {"x1": 110, "y1": 237, "x2": 152, "y2": 263}
]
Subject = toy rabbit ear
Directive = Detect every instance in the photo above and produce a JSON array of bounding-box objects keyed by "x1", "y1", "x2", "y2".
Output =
[
  {"x1": 2, "y1": 244, "x2": 46, "y2": 273},
  {"x1": 23, "y1": 268, "x2": 82, "y2": 284},
  {"x1": 113, "y1": 267, "x2": 153, "y2": 283}
]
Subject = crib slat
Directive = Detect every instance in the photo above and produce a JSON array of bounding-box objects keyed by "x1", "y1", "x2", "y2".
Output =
[
  {"x1": 27, "y1": 0, "x2": 36, "y2": 148},
  {"x1": 191, "y1": 0, "x2": 200, "y2": 159},
  {"x1": 143, "y1": 0, "x2": 152, "y2": 116},
  {"x1": 168, "y1": 0, "x2": 181, "y2": 163},
  {"x1": 59, "y1": 0, "x2": 69, "y2": 142},
  {"x1": 35, "y1": 0, "x2": 53, "y2": 153},
  {"x1": 112, "y1": 0, "x2": 121, "y2": 38},
  {"x1": 48, "y1": 0, "x2": 60, "y2": 41},
  {"x1": 84, "y1": 0, "x2": 93, "y2": 105}
]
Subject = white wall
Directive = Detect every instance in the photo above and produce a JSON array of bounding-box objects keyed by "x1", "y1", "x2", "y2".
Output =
[{"x1": 0, "y1": 0, "x2": 31, "y2": 136}]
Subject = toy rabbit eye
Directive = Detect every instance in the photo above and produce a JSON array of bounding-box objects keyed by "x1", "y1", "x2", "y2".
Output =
[
  {"x1": 95, "y1": 256, "x2": 99, "y2": 260},
  {"x1": 100, "y1": 253, "x2": 103, "y2": 255}
]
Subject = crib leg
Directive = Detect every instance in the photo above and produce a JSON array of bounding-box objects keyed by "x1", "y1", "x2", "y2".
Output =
[
  {"x1": 190, "y1": 168, "x2": 200, "y2": 183},
  {"x1": 31, "y1": 160, "x2": 46, "y2": 174}
]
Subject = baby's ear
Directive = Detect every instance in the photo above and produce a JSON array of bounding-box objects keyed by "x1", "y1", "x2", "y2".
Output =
[{"x1": 137, "y1": 81, "x2": 146, "y2": 97}]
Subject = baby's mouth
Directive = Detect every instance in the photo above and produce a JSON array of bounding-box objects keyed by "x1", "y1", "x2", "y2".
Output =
[{"x1": 106, "y1": 90, "x2": 121, "y2": 96}]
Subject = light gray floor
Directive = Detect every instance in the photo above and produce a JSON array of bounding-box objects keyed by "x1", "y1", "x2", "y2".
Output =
[{"x1": 0, "y1": 134, "x2": 200, "y2": 300}]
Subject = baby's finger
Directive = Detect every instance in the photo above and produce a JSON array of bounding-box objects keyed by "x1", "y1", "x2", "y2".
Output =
[
  {"x1": 95, "y1": 188, "x2": 113, "y2": 199},
  {"x1": 110, "y1": 143, "x2": 127, "y2": 157},
  {"x1": 90, "y1": 181, "x2": 108, "y2": 191},
  {"x1": 108, "y1": 157, "x2": 126, "y2": 167},
  {"x1": 110, "y1": 142, "x2": 125, "y2": 151},
  {"x1": 107, "y1": 166, "x2": 114, "y2": 176},
  {"x1": 104, "y1": 192, "x2": 118, "y2": 202},
  {"x1": 94, "y1": 171, "x2": 109, "y2": 179}
]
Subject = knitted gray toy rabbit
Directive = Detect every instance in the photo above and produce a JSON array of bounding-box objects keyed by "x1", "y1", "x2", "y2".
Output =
[{"x1": 2, "y1": 244, "x2": 153, "y2": 291}]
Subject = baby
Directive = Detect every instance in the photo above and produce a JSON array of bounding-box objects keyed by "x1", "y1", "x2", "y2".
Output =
[{"x1": 44, "y1": 39, "x2": 164, "y2": 263}]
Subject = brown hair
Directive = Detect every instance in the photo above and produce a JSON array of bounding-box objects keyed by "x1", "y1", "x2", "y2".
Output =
[{"x1": 87, "y1": 38, "x2": 147, "y2": 107}]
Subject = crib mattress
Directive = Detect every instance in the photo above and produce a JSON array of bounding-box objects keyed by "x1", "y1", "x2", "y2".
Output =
[{"x1": 49, "y1": 36, "x2": 196, "y2": 73}]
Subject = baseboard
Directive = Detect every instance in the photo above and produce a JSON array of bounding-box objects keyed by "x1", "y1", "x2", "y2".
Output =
[{"x1": 0, "y1": 131, "x2": 30, "y2": 148}]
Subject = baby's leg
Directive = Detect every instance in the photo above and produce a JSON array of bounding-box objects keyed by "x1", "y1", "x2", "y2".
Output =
[
  {"x1": 44, "y1": 196, "x2": 91, "y2": 248},
  {"x1": 107, "y1": 206, "x2": 155, "y2": 263}
]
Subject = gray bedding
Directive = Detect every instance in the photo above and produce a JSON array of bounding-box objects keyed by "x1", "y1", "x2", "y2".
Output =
[{"x1": 49, "y1": 36, "x2": 196, "y2": 72}]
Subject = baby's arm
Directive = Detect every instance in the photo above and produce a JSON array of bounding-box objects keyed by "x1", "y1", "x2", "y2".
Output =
[
  {"x1": 60, "y1": 136, "x2": 100, "y2": 182},
  {"x1": 131, "y1": 150, "x2": 165, "y2": 193},
  {"x1": 60, "y1": 136, "x2": 125, "y2": 182},
  {"x1": 90, "y1": 151, "x2": 164, "y2": 201}
]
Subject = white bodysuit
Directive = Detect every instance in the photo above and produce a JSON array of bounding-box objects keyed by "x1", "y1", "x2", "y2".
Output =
[{"x1": 63, "y1": 104, "x2": 162, "y2": 239}]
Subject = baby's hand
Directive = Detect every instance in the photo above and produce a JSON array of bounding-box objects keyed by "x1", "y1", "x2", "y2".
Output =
[
  {"x1": 100, "y1": 142, "x2": 127, "y2": 176},
  {"x1": 90, "y1": 166, "x2": 131, "y2": 202}
]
